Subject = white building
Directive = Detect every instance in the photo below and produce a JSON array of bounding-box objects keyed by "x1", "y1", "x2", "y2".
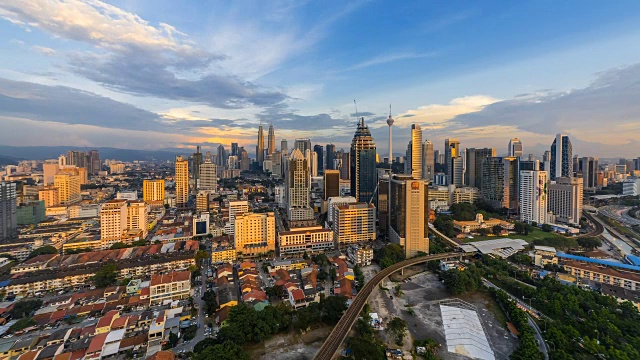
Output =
[
  {"x1": 520, "y1": 169, "x2": 549, "y2": 224},
  {"x1": 228, "y1": 200, "x2": 249, "y2": 235},
  {"x1": 548, "y1": 177, "x2": 583, "y2": 225},
  {"x1": 622, "y1": 178, "x2": 640, "y2": 196},
  {"x1": 333, "y1": 202, "x2": 376, "y2": 245},
  {"x1": 116, "y1": 191, "x2": 138, "y2": 200},
  {"x1": 326, "y1": 196, "x2": 357, "y2": 226}
]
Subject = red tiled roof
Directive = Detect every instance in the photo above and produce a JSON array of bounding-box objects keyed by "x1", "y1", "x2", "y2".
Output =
[
  {"x1": 17, "y1": 350, "x2": 39, "y2": 360},
  {"x1": 22, "y1": 254, "x2": 58, "y2": 265},
  {"x1": 80, "y1": 326, "x2": 96, "y2": 337},
  {"x1": 70, "y1": 350, "x2": 86, "y2": 360},
  {"x1": 150, "y1": 271, "x2": 190, "y2": 286},
  {"x1": 86, "y1": 333, "x2": 108, "y2": 354},
  {"x1": 291, "y1": 289, "x2": 305, "y2": 301},
  {"x1": 147, "y1": 350, "x2": 175, "y2": 360}
]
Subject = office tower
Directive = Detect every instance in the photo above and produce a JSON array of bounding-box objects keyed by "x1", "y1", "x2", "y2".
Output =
[
  {"x1": 404, "y1": 142, "x2": 412, "y2": 175},
  {"x1": 100, "y1": 200, "x2": 128, "y2": 244},
  {"x1": 294, "y1": 138, "x2": 312, "y2": 153},
  {"x1": 433, "y1": 150, "x2": 441, "y2": 165},
  {"x1": 228, "y1": 155, "x2": 238, "y2": 170},
  {"x1": 239, "y1": 147, "x2": 250, "y2": 171},
  {"x1": 88, "y1": 150, "x2": 101, "y2": 175},
  {"x1": 408, "y1": 124, "x2": 423, "y2": 179},
  {"x1": 199, "y1": 162, "x2": 217, "y2": 191},
  {"x1": 234, "y1": 212, "x2": 276, "y2": 257},
  {"x1": 548, "y1": 177, "x2": 583, "y2": 225},
  {"x1": 550, "y1": 134, "x2": 573, "y2": 180},
  {"x1": 520, "y1": 166, "x2": 548, "y2": 224},
  {"x1": 59, "y1": 166, "x2": 88, "y2": 185},
  {"x1": 231, "y1": 143, "x2": 239, "y2": 157},
  {"x1": 271, "y1": 151, "x2": 283, "y2": 178},
  {"x1": 386, "y1": 108, "x2": 394, "y2": 181},
  {"x1": 444, "y1": 138, "x2": 460, "y2": 186},
  {"x1": 389, "y1": 175, "x2": 429, "y2": 258},
  {"x1": 314, "y1": 144, "x2": 324, "y2": 173},
  {"x1": 422, "y1": 140, "x2": 434, "y2": 182},
  {"x1": 192, "y1": 146, "x2": 203, "y2": 194},
  {"x1": 54, "y1": 173, "x2": 81, "y2": 205},
  {"x1": 350, "y1": 118, "x2": 377, "y2": 202},
  {"x1": 465, "y1": 148, "x2": 496, "y2": 188},
  {"x1": 324, "y1": 170, "x2": 341, "y2": 200},
  {"x1": 216, "y1": 145, "x2": 226, "y2": 168},
  {"x1": 481, "y1": 157, "x2": 518, "y2": 211},
  {"x1": 127, "y1": 200, "x2": 148, "y2": 238},
  {"x1": 281, "y1": 139, "x2": 288, "y2": 154},
  {"x1": 196, "y1": 191, "x2": 210, "y2": 212},
  {"x1": 267, "y1": 123, "x2": 276, "y2": 155},
  {"x1": 0, "y1": 182, "x2": 17, "y2": 243},
  {"x1": 43, "y1": 163, "x2": 59, "y2": 185},
  {"x1": 333, "y1": 202, "x2": 376, "y2": 245},
  {"x1": 305, "y1": 149, "x2": 318, "y2": 177},
  {"x1": 508, "y1": 138, "x2": 523, "y2": 158},
  {"x1": 519, "y1": 158, "x2": 539, "y2": 171},
  {"x1": 325, "y1": 144, "x2": 336, "y2": 170},
  {"x1": 228, "y1": 201, "x2": 249, "y2": 235},
  {"x1": 542, "y1": 150, "x2": 551, "y2": 172},
  {"x1": 285, "y1": 149, "x2": 314, "y2": 221},
  {"x1": 58, "y1": 155, "x2": 67, "y2": 168},
  {"x1": 38, "y1": 187, "x2": 59, "y2": 207},
  {"x1": 16, "y1": 201, "x2": 45, "y2": 226},
  {"x1": 339, "y1": 150, "x2": 350, "y2": 180},
  {"x1": 67, "y1": 150, "x2": 87, "y2": 168},
  {"x1": 143, "y1": 179, "x2": 165, "y2": 205},
  {"x1": 257, "y1": 123, "x2": 265, "y2": 166},
  {"x1": 580, "y1": 157, "x2": 598, "y2": 190},
  {"x1": 175, "y1": 156, "x2": 189, "y2": 208}
]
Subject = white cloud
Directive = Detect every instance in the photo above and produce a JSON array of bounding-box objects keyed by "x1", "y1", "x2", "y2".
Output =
[
  {"x1": 341, "y1": 52, "x2": 438, "y2": 72},
  {"x1": 31, "y1": 45, "x2": 55, "y2": 55}
]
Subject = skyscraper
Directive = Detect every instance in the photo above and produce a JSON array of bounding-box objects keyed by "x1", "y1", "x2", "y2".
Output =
[
  {"x1": 339, "y1": 150, "x2": 350, "y2": 180},
  {"x1": 550, "y1": 134, "x2": 573, "y2": 180},
  {"x1": 548, "y1": 177, "x2": 583, "y2": 225},
  {"x1": 481, "y1": 157, "x2": 518, "y2": 211},
  {"x1": 422, "y1": 140, "x2": 434, "y2": 182},
  {"x1": 387, "y1": 110, "x2": 394, "y2": 171},
  {"x1": 54, "y1": 174, "x2": 81, "y2": 205},
  {"x1": 256, "y1": 123, "x2": 265, "y2": 166},
  {"x1": 175, "y1": 156, "x2": 189, "y2": 208},
  {"x1": 389, "y1": 175, "x2": 429, "y2": 258},
  {"x1": 67, "y1": 150, "x2": 87, "y2": 168},
  {"x1": 231, "y1": 143, "x2": 239, "y2": 156},
  {"x1": 350, "y1": 118, "x2": 377, "y2": 203},
  {"x1": 281, "y1": 139, "x2": 288, "y2": 154},
  {"x1": 285, "y1": 149, "x2": 314, "y2": 222},
  {"x1": 324, "y1": 170, "x2": 340, "y2": 200},
  {"x1": 199, "y1": 162, "x2": 217, "y2": 191},
  {"x1": 520, "y1": 166, "x2": 548, "y2": 224},
  {"x1": 508, "y1": 138, "x2": 523, "y2": 158},
  {"x1": 580, "y1": 157, "x2": 599, "y2": 190},
  {"x1": 314, "y1": 144, "x2": 324, "y2": 173},
  {"x1": 409, "y1": 124, "x2": 423, "y2": 179},
  {"x1": 192, "y1": 146, "x2": 202, "y2": 194},
  {"x1": 444, "y1": 138, "x2": 460, "y2": 186},
  {"x1": 143, "y1": 179, "x2": 165, "y2": 206},
  {"x1": 216, "y1": 145, "x2": 226, "y2": 168},
  {"x1": 294, "y1": 139, "x2": 311, "y2": 153},
  {"x1": 239, "y1": 147, "x2": 250, "y2": 171},
  {"x1": 0, "y1": 182, "x2": 17, "y2": 243},
  {"x1": 88, "y1": 150, "x2": 101, "y2": 175},
  {"x1": 267, "y1": 123, "x2": 276, "y2": 155},
  {"x1": 325, "y1": 144, "x2": 336, "y2": 170},
  {"x1": 465, "y1": 148, "x2": 496, "y2": 188}
]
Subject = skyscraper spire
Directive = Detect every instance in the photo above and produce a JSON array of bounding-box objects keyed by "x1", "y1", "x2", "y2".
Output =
[
  {"x1": 267, "y1": 123, "x2": 275, "y2": 155},
  {"x1": 257, "y1": 122, "x2": 265, "y2": 166}
]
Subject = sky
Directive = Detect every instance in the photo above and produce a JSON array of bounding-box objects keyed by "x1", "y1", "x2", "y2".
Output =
[{"x1": 1, "y1": 0, "x2": 640, "y2": 158}]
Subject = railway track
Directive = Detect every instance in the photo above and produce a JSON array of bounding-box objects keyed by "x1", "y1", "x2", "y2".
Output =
[
  {"x1": 313, "y1": 251, "x2": 471, "y2": 360},
  {"x1": 581, "y1": 212, "x2": 604, "y2": 238}
]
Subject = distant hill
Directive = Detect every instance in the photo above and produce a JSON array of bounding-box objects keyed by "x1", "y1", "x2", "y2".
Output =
[
  {"x1": 0, "y1": 155, "x2": 19, "y2": 166},
  {"x1": 0, "y1": 146, "x2": 193, "y2": 162}
]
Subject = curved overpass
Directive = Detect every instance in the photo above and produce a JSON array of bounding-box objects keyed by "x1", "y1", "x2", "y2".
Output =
[{"x1": 313, "y1": 251, "x2": 471, "y2": 360}]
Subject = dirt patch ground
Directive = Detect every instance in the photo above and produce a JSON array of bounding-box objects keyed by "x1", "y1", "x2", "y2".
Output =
[
  {"x1": 369, "y1": 271, "x2": 518, "y2": 360},
  {"x1": 250, "y1": 326, "x2": 331, "y2": 360}
]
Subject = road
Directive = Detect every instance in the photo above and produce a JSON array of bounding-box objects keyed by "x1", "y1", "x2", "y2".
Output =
[
  {"x1": 588, "y1": 210, "x2": 640, "y2": 254},
  {"x1": 313, "y1": 251, "x2": 470, "y2": 360},
  {"x1": 173, "y1": 260, "x2": 210, "y2": 353},
  {"x1": 599, "y1": 206, "x2": 640, "y2": 227},
  {"x1": 482, "y1": 279, "x2": 549, "y2": 360}
]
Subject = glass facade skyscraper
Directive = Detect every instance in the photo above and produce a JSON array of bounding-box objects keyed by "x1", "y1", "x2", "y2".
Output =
[{"x1": 350, "y1": 118, "x2": 377, "y2": 203}]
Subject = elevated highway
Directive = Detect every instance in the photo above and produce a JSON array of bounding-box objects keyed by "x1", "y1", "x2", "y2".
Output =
[{"x1": 313, "y1": 251, "x2": 472, "y2": 360}]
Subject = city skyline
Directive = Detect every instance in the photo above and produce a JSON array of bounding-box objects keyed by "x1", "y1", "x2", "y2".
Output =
[{"x1": 1, "y1": 1, "x2": 640, "y2": 158}]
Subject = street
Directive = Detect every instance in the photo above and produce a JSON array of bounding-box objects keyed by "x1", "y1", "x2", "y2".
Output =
[{"x1": 173, "y1": 260, "x2": 211, "y2": 353}]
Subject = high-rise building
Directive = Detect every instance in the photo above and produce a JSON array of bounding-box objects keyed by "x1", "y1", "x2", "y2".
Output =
[
  {"x1": 314, "y1": 144, "x2": 324, "y2": 173},
  {"x1": 67, "y1": 150, "x2": 87, "y2": 169},
  {"x1": 175, "y1": 156, "x2": 189, "y2": 208},
  {"x1": 434, "y1": 150, "x2": 441, "y2": 165},
  {"x1": 324, "y1": 170, "x2": 341, "y2": 200},
  {"x1": 550, "y1": 134, "x2": 573, "y2": 180},
  {"x1": 199, "y1": 162, "x2": 217, "y2": 191},
  {"x1": 481, "y1": 157, "x2": 518, "y2": 211},
  {"x1": 285, "y1": 149, "x2": 314, "y2": 221},
  {"x1": 422, "y1": 140, "x2": 434, "y2": 182},
  {"x1": 339, "y1": 150, "x2": 350, "y2": 180},
  {"x1": 143, "y1": 179, "x2": 165, "y2": 205},
  {"x1": 281, "y1": 139, "x2": 288, "y2": 154},
  {"x1": 508, "y1": 138, "x2": 523, "y2": 158},
  {"x1": 216, "y1": 145, "x2": 226, "y2": 168},
  {"x1": 350, "y1": 118, "x2": 377, "y2": 202},
  {"x1": 38, "y1": 187, "x2": 59, "y2": 207},
  {"x1": 54, "y1": 173, "x2": 81, "y2": 205},
  {"x1": 231, "y1": 143, "x2": 239, "y2": 157},
  {"x1": 192, "y1": 146, "x2": 203, "y2": 194},
  {"x1": 465, "y1": 148, "x2": 496, "y2": 188},
  {"x1": 580, "y1": 157, "x2": 599, "y2": 190},
  {"x1": 196, "y1": 191, "x2": 210, "y2": 212},
  {"x1": 88, "y1": 150, "x2": 101, "y2": 175},
  {"x1": 234, "y1": 212, "x2": 276, "y2": 257},
  {"x1": 257, "y1": 123, "x2": 265, "y2": 166},
  {"x1": 228, "y1": 201, "x2": 249, "y2": 235},
  {"x1": 43, "y1": 163, "x2": 59, "y2": 185},
  {"x1": 239, "y1": 147, "x2": 250, "y2": 171},
  {"x1": 519, "y1": 166, "x2": 548, "y2": 224},
  {"x1": 294, "y1": 139, "x2": 311, "y2": 154},
  {"x1": 126, "y1": 200, "x2": 148, "y2": 238},
  {"x1": 305, "y1": 149, "x2": 319, "y2": 177},
  {"x1": 407, "y1": 124, "x2": 423, "y2": 179},
  {"x1": 271, "y1": 151, "x2": 282, "y2": 178},
  {"x1": 0, "y1": 182, "x2": 17, "y2": 243},
  {"x1": 389, "y1": 175, "x2": 429, "y2": 258},
  {"x1": 548, "y1": 177, "x2": 583, "y2": 225},
  {"x1": 444, "y1": 138, "x2": 460, "y2": 186},
  {"x1": 333, "y1": 202, "x2": 376, "y2": 245},
  {"x1": 267, "y1": 123, "x2": 276, "y2": 155},
  {"x1": 100, "y1": 200, "x2": 127, "y2": 244},
  {"x1": 326, "y1": 144, "x2": 336, "y2": 170}
]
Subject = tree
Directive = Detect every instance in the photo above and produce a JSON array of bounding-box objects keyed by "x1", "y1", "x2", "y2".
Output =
[
  {"x1": 165, "y1": 332, "x2": 179, "y2": 349},
  {"x1": 577, "y1": 237, "x2": 602, "y2": 250},
  {"x1": 192, "y1": 341, "x2": 250, "y2": 360},
  {"x1": 387, "y1": 317, "x2": 407, "y2": 346},
  {"x1": 195, "y1": 250, "x2": 209, "y2": 267},
  {"x1": 9, "y1": 317, "x2": 36, "y2": 333},
  {"x1": 193, "y1": 338, "x2": 217, "y2": 354},
  {"x1": 110, "y1": 242, "x2": 128, "y2": 250},
  {"x1": 320, "y1": 295, "x2": 348, "y2": 325},
  {"x1": 433, "y1": 216, "x2": 455, "y2": 238},
  {"x1": 374, "y1": 243, "x2": 406, "y2": 269},
  {"x1": 92, "y1": 263, "x2": 118, "y2": 288},
  {"x1": 27, "y1": 245, "x2": 58, "y2": 259},
  {"x1": 202, "y1": 290, "x2": 218, "y2": 316},
  {"x1": 329, "y1": 267, "x2": 337, "y2": 282},
  {"x1": 441, "y1": 266, "x2": 481, "y2": 294},
  {"x1": 492, "y1": 225, "x2": 503, "y2": 235},
  {"x1": 9, "y1": 299, "x2": 43, "y2": 319},
  {"x1": 541, "y1": 223, "x2": 554, "y2": 232}
]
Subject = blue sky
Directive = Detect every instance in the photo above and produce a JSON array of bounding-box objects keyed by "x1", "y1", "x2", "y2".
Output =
[{"x1": 1, "y1": 0, "x2": 640, "y2": 158}]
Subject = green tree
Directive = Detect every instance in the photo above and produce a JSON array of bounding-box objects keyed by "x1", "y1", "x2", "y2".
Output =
[
  {"x1": 193, "y1": 338, "x2": 217, "y2": 354},
  {"x1": 387, "y1": 317, "x2": 407, "y2": 346},
  {"x1": 202, "y1": 290, "x2": 218, "y2": 316},
  {"x1": 192, "y1": 341, "x2": 250, "y2": 360},
  {"x1": 492, "y1": 225, "x2": 503, "y2": 235},
  {"x1": 92, "y1": 262, "x2": 118, "y2": 288},
  {"x1": 577, "y1": 237, "x2": 602, "y2": 250},
  {"x1": 27, "y1": 245, "x2": 58, "y2": 259},
  {"x1": 195, "y1": 250, "x2": 209, "y2": 267},
  {"x1": 110, "y1": 242, "x2": 128, "y2": 250},
  {"x1": 320, "y1": 295, "x2": 348, "y2": 325},
  {"x1": 374, "y1": 243, "x2": 406, "y2": 269},
  {"x1": 9, "y1": 299, "x2": 43, "y2": 319},
  {"x1": 541, "y1": 223, "x2": 553, "y2": 232},
  {"x1": 164, "y1": 332, "x2": 179, "y2": 349},
  {"x1": 9, "y1": 317, "x2": 36, "y2": 333},
  {"x1": 329, "y1": 267, "x2": 337, "y2": 282}
]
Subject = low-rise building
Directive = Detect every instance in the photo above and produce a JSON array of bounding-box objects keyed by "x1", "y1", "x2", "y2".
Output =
[
  {"x1": 278, "y1": 226, "x2": 334, "y2": 256},
  {"x1": 533, "y1": 246, "x2": 558, "y2": 267},
  {"x1": 149, "y1": 271, "x2": 191, "y2": 305},
  {"x1": 347, "y1": 245, "x2": 373, "y2": 266},
  {"x1": 453, "y1": 214, "x2": 514, "y2": 234}
]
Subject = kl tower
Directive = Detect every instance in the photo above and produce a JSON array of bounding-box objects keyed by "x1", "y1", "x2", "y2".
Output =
[{"x1": 386, "y1": 105, "x2": 394, "y2": 166}]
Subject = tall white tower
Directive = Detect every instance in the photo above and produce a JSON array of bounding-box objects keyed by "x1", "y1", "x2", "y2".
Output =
[{"x1": 386, "y1": 106, "x2": 394, "y2": 166}]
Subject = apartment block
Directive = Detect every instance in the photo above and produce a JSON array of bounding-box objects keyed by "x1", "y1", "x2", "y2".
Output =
[
  {"x1": 278, "y1": 226, "x2": 334, "y2": 256},
  {"x1": 149, "y1": 271, "x2": 192, "y2": 305},
  {"x1": 333, "y1": 202, "x2": 376, "y2": 245},
  {"x1": 234, "y1": 212, "x2": 276, "y2": 257}
]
